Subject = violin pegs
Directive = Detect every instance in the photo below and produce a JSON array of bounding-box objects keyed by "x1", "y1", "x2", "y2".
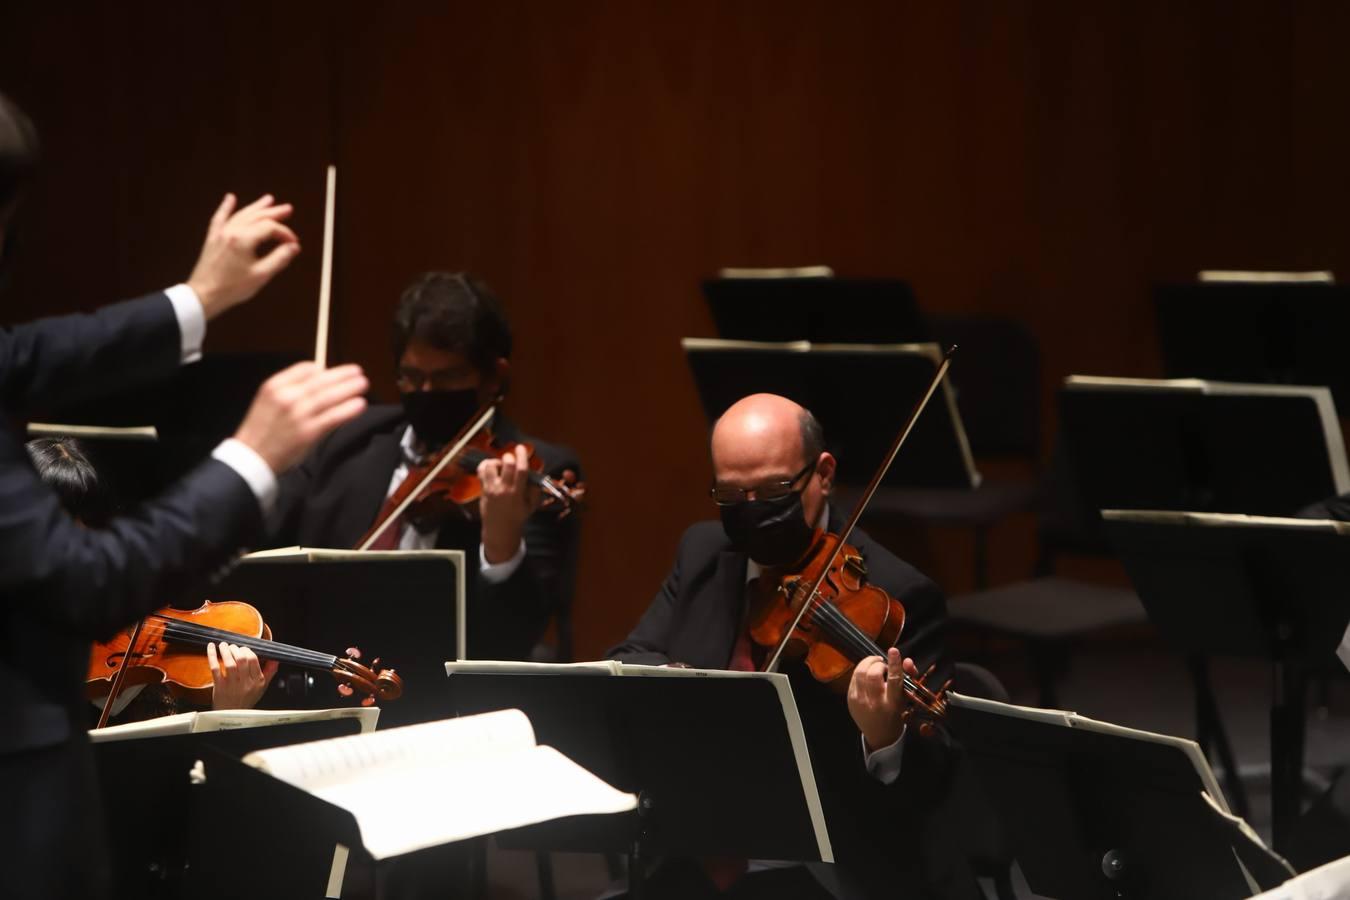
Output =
[
  {"x1": 337, "y1": 683, "x2": 354, "y2": 698},
  {"x1": 361, "y1": 696, "x2": 376, "y2": 707},
  {"x1": 347, "y1": 646, "x2": 362, "y2": 660},
  {"x1": 371, "y1": 657, "x2": 380, "y2": 668},
  {"x1": 918, "y1": 722, "x2": 936, "y2": 739}
]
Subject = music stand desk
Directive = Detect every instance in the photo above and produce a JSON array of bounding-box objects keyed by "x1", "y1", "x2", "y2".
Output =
[
  {"x1": 683, "y1": 339, "x2": 979, "y2": 490},
  {"x1": 949, "y1": 692, "x2": 1292, "y2": 900},
  {"x1": 92, "y1": 711, "x2": 372, "y2": 899},
  {"x1": 212, "y1": 548, "x2": 466, "y2": 728},
  {"x1": 444, "y1": 663, "x2": 832, "y2": 892},
  {"x1": 1103, "y1": 510, "x2": 1350, "y2": 855}
]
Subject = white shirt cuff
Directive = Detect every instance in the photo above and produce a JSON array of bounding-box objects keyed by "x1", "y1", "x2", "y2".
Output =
[
  {"x1": 479, "y1": 540, "x2": 526, "y2": 583},
  {"x1": 862, "y1": 727, "x2": 907, "y2": 785},
  {"x1": 165, "y1": 283, "x2": 206, "y2": 364},
  {"x1": 211, "y1": 438, "x2": 278, "y2": 517}
]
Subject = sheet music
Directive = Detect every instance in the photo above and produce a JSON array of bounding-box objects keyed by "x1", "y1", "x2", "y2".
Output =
[
  {"x1": 243, "y1": 709, "x2": 636, "y2": 860},
  {"x1": 246, "y1": 708, "x2": 536, "y2": 789},
  {"x1": 88, "y1": 707, "x2": 378, "y2": 743}
]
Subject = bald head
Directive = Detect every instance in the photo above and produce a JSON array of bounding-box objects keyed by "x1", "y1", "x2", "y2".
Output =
[{"x1": 710, "y1": 393, "x2": 834, "y2": 525}]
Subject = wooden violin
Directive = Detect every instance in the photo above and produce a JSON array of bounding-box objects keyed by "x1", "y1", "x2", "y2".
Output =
[
  {"x1": 356, "y1": 401, "x2": 584, "y2": 550},
  {"x1": 749, "y1": 347, "x2": 958, "y2": 726},
  {"x1": 87, "y1": 600, "x2": 403, "y2": 723}
]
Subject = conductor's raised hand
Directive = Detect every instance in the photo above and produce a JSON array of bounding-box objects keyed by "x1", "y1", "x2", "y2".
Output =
[
  {"x1": 234, "y1": 362, "x2": 368, "y2": 474},
  {"x1": 187, "y1": 192, "x2": 301, "y2": 320},
  {"x1": 847, "y1": 647, "x2": 918, "y2": 752}
]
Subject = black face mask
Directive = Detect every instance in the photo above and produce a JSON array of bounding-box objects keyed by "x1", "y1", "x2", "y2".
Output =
[
  {"x1": 720, "y1": 490, "x2": 817, "y2": 568},
  {"x1": 400, "y1": 388, "x2": 481, "y2": 449}
]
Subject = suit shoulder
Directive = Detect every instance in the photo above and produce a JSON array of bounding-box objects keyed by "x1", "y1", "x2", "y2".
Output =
[
  {"x1": 315, "y1": 404, "x2": 404, "y2": 454},
  {"x1": 677, "y1": 520, "x2": 731, "y2": 558},
  {"x1": 850, "y1": 525, "x2": 943, "y2": 602}
]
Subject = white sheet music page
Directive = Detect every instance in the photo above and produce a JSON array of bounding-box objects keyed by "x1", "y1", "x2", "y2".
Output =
[{"x1": 242, "y1": 709, "x2": 636, "y2": 859}]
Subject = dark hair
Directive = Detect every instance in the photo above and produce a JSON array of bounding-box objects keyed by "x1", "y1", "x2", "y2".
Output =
[
  {"x1": 391, "y1": 272, "x2": 512, "y2": 376},
  {"x1": 799, "y1": 408, "x2": 825, "y2": 464},
  {"x1": 26, "y1": 437, "x2": 112, "y2": 526},
  {"x1": 0, "y1": 92, "x2": 39, "y2": 212}
]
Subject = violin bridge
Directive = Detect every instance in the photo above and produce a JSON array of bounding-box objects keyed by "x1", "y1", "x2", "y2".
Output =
[{"x1": 843, "y1": 554, "x2": 868, "y2": 578}]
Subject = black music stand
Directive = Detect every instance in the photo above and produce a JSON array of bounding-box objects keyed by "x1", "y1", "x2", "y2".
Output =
[
  {"x1": 700, "y1": 276, "x2": 926, "y2": 343},
  {"x1": 1059, "y1": 377, "x2": 1349, "y2": 519},
  {"x1": 1154, "y1": 281, "x2": 1350, "y2": 412},
  {"x1": 32, "y1": 351, "x2": 304, "y2": 503},
  {"x1": 948, "y1": 692, "x2": 1292, "y2": 900},
  {"x1": 92, "y1": 713, "x2": 369, "y2": 900},
  {"x1": 1102, "y1": 510, "x2": 1350, "y2": 855},
  {"x1": 444, "y1": 667, "x2": 832, "y2": 894},
  {"x1": 683, "y1": 338, "x2": 978, "y2": 490},
  {"x1": 211, "y1": 549, "x2": 466, "y2": 728}
]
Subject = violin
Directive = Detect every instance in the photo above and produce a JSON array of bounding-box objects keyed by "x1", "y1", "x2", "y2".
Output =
[
  {"x1": 87, "y1": 600, "x2": 403, "y2": 721},
  {"x1": 356, "y1": 401, "x2": 584, "y2": 550},
  {"x1": 749, "y1": 347, "x2": 958, "y2": 727}
]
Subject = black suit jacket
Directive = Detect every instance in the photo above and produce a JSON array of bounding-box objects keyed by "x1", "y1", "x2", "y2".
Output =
[
  {"x1": 267, "y1": 405, "x2": 581, "y2": 660},
  {"x1": 608, "y1": 510, "x2": 974, "y2": 899},
  {"x1": 0, "y1": 293, "x2": 263, "y2": 900}
]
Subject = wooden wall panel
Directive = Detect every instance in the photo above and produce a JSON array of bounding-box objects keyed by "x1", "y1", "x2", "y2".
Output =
[{"x1": 2, "y1": 2, "x2": 1347, "y2": 657}]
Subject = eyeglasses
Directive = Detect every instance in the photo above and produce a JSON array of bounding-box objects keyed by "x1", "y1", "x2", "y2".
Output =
[
  {"x1": 395, "y1": 366, "x2": 475, "y2": 393},
  {"x1": 710, "y1": 459, "x2": 817, "y2": 507}
]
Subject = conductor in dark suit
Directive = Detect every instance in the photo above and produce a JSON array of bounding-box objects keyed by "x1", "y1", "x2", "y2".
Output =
[
  {"x1": 609, "y1": 393, "x2": 971, "y2": 900},
  {"x1": 267, "y1": 272, "x2": 582, "y2": 660},
  {"x1": 0, "y1": 92, "x2": 370, "y2": 900}
]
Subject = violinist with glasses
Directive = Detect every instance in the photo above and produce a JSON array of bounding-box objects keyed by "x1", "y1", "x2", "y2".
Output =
[
  {"x1": 265, "y1": 272, "x2": 583, "y2": 661},
  {"x1": 608, "y1": 393, "x2": 975, "y2": 900}
]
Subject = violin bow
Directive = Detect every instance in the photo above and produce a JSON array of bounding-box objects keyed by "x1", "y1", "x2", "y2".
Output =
[
  {"x1": 762, "y1": 345, "x2": 957, "y2": 679},
  {"x1": 355, "y1": 403, "x2": 498, "y2": 551},
  {"x1": 94, "y1": 617, "x2": 147, "y2": 729},
  {"x1": 315, "y1": 164, "x2": 336, "y2": 368}
]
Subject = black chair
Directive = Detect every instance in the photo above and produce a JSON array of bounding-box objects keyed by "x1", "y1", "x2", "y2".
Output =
[{"x1": 946, "y1": 438, "x2": 1147, "y2": 709}]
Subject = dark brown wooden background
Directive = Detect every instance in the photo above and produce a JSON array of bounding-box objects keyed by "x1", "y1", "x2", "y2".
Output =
[{"x1": 2, "y1": 2, "x2": 1347, "y2": 658}]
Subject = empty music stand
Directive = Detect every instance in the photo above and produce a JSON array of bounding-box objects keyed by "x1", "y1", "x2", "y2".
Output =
[
  {"x1": 1154, "y1": 280, "x2": 1350, "y2": 412},
  {"x1": 444, "y1": 665, "x2": 832, "y2": 895},
  {"x1": 1102, "y1": 510, "x2": 1350, "y2": 855},
  {"x1": 33, "y1": 351, "x2": 304, "y2": 502},
  {"x1": 211, "y1": 548, "x2": 466, "y2": 728},
  {"x1": 683, "y1": 339, "x2": 978, "y2": 490},
  {"x1": 1060, "y1": 377, "x2": 1349, "y2": 519},
  {"x1": 948, "y1": 692, "x2": 1292, "y2": 899},
  {"x1": 700, "y1": 276, "x2": 926, "y2": 343}
]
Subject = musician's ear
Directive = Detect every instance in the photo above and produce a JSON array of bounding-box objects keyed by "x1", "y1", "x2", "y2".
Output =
[
  {"x1": 816, "y1": 452, "x2": 836, "y2": 495},
  {"x1": 481, "y1": 357, "x2": 510, "y2": 402}
]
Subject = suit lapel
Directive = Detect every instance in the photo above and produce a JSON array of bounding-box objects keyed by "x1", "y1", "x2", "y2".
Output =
[
  {"x1": 343, "y1": 429, "x2": 405, "y2": 546},
  {"x1": 701, "y1": 550, "x2": 748, "y2": 668}
]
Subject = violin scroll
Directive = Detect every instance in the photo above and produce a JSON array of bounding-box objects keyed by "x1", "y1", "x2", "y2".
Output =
[{"x1": 333, "y1": 653, "x2": 403, "y2": 707}]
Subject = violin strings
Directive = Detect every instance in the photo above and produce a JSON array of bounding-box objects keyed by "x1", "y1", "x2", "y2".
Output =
[
  {"x1": 152, "y1": 616, "x2": 337, "y2": 670},
  {"x1": 794, "y1": 592, "x2": 937, "y2": 705}
]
